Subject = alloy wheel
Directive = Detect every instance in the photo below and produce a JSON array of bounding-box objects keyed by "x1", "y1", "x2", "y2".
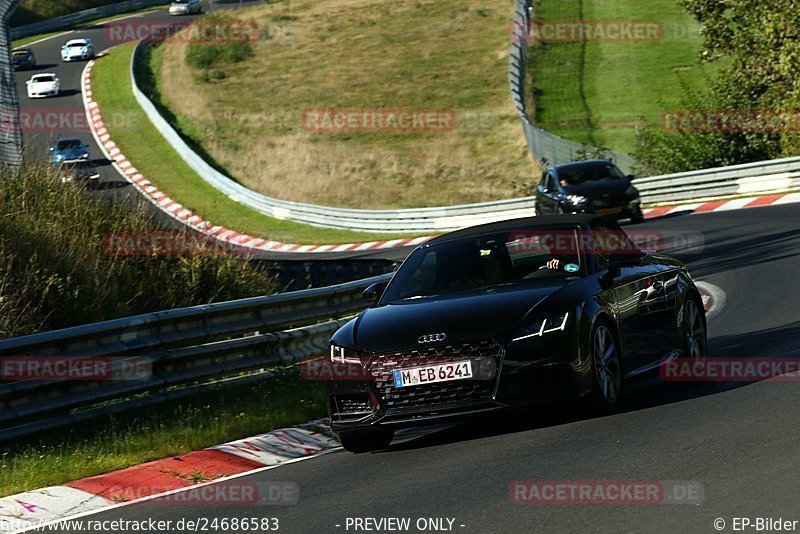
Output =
[
  {"x1": 684, "y1": 299, "x2": 707, "y2": 362},
  {"x1": 593, "y1": 325, "x2": 621, "y2": 403}
]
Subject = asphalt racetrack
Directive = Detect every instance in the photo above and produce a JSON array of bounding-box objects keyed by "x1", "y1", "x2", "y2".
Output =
[{"x1": 51, "y1": 203, "x2": 800, "y2": 533}]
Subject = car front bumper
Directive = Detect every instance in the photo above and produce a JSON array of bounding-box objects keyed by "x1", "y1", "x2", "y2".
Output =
[
  {"x1": 568, "y1": 198, "x2": 642, "y2": 220},
  {"x1": 62, "y1": 55, "x2": 89, "y2": 61},
  {"x1": 327, "y1": 337, "x2": 588, "y2": 434},
  {"x1": 28, "y1": 90, "x2": 58, "y2": 98}
]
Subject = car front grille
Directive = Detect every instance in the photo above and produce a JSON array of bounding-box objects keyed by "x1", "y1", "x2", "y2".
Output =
[{"x1": 367, "y1": 340, "x2": 503, "y2": 415}]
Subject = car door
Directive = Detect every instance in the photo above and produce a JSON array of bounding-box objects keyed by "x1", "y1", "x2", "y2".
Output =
[{"x1": 594, "y1": 227, "x2": 671, "y2": 374}]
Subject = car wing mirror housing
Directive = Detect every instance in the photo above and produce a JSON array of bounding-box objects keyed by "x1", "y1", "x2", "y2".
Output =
[{"x1": 362, "y1": 282, "x2": 386, "y2": 305}]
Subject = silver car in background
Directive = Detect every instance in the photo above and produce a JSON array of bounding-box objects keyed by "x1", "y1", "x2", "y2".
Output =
[{"x1": 169, "y1": 0, "x2": 202, "y2": 15}]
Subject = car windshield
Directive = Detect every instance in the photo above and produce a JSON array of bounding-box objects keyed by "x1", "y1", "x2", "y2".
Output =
[
  {"x1": 68, "y1": 42, "x2": 86, "y2": 47},
  {"x1": 557, "y1": 163, "x2": 626, "y2": 186},
  {"x1": 57, "y1": 140, "x2": 83, "y2": 150},
  {"x1": 34, "y1": 75, "x2": 55, "y2": 82},
  {"x1": 381, "y1": 226, "x2": 587, "y2": 302}
]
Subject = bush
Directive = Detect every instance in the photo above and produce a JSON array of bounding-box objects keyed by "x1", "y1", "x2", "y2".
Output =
[
  {"x1": 0, "y1": 162, "x2": 276, "y2": 339},
  {"x1": 184, "y1": 14, "x2": 255, "y2": 78}
]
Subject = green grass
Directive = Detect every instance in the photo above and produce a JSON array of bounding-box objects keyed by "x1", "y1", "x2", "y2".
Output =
[
  {"x1": 154, "y1": 0, "x2": 535, "y2": 209},
  {"x1": 91, "y1": 42, "x2": 406, "y2": 244},
  {"x1": 0, "y1": 161, "x2": 276, "y2": 339},
  {"x1": 529, "y1": 0, "x2": 719, "y2": 154},
  {"x1": 0, "y1": 374, "x2": 327, "y2": 497}
]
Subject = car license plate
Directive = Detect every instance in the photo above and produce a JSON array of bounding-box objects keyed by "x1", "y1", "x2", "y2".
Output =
[
  {"x1": 597, "y1": 207, "x2": 623, "y2": 215},
  {"x1": 393, "y1": 361, "x2": 473, "y2": 388}
]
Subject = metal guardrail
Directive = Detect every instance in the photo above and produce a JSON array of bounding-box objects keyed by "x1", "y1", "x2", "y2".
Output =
[
  {"x1": 9, "y1": 0, "x2": 166, "y2": 40},
  {"x1": 0, "y1": 272, "x2": 392, "y2": 443}
]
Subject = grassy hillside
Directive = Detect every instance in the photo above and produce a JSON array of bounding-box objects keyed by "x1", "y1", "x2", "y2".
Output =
[
  {"x1": 0, "y1": 160, "x2": 276, "y2": 338},
  {"x1": 529, "y1": 0, "x2": 718, "y2": 155},
  {"x1": 154, "y1": 0, "x2": 536, "y2": 209}
]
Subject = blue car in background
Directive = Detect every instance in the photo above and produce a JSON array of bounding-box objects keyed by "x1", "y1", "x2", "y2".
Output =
[{"x1": 50, "y1": 138, "x2": 90, "y2": 164}]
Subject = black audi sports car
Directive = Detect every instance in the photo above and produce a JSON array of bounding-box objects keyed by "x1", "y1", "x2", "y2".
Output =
[
  {"x1": 534, "y1": 160, "x2": 644, "y2": 222},
  {"x1": 327, "y1": 215, "x2": 706, "y2": 452}
]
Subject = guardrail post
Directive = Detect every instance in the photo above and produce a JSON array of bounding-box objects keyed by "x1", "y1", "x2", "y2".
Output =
[{"x1": 0, "y1": 0, "x2": 22, "y2": 168}]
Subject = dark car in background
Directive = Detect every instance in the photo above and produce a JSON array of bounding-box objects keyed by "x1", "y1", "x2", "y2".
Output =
[
  {"x1": 50, "y1": 138, "x2": 90, "y2": 164},
  {"x1": 327, "y1": 215, "x2": 706, "y2": 452},
  {"x1": 57, "y1": 160, "x2": 100, "y2": 183},
  {"x1": 535, "y1": 160, "x2": 644, "y2": 223},
  {"x1": 11, "y1": 48, "x2": 36, "y2": 70}
]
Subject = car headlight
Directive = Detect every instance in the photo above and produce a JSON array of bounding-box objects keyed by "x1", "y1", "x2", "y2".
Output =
[
  {"x1": 81, "y1": 153, "x2": 89, "y2": 159},
  {"x1": 330, "y1": 345, "x2": 363, "y2": 365},
  {"x1": 53, "y1": 154, "x2": 63, "y2": 162},
  {"x1": 512, "y1": 312, "x2": 570, "y2": 343},
  {"x1": 566, "y1": 195, "x2": 588, "y2": 205}
]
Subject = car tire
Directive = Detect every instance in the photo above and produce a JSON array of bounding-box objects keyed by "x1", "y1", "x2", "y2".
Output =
[
  {"x1": 338, "y1": 428, "x2": 394, "y2": 453},
  {"x1": 589, "y1": 320, "x2": 623, "y2": 406},
  {"x1": 630, "y1": 206, "x2": 645, "y2": 224},
  {"x1": 681, "y1": 295, "x2": 707, "y2": 362}
]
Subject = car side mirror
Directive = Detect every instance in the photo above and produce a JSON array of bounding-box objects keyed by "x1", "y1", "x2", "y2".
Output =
[
  {"x1": 626, "y1": 174, "x2": 635, "y2": 180},
  {"x1": 362, "y1": 282, "x2": 385, "y2": 305}
]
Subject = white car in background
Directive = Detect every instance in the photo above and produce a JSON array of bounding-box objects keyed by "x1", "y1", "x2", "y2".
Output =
[
  {"x1": 61, "y1": 38, "x2": 94, "y2": 62},
  {"x1": 26, "y1": 73, "x2": 60, "y2": 99},
  {"x1": 169, "y1": 0, "x2": 202, "y2": 15}
]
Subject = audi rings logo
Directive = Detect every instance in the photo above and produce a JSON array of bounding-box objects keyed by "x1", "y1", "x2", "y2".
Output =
[{"x1": 418, "y1": 333, "x2": 447, "y2": 344}]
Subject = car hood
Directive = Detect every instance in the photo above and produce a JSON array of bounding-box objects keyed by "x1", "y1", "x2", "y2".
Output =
[
  {"x1": 564, "y1": 178, "x2": 633, "y2": 199},
  {"x1": 29, "y1": 81, "x2": 57, "y2": 89},
  {"x1": 349, "y1": 282, "x2": 567, "y2": 351}
]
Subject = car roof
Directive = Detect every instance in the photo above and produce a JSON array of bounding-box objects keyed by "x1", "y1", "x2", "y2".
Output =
[
  {"x1": 31, "y1": 73, "x2": 57, "y2": 79},
  {"x1": 550, "y1": 159, "x2": 620, "y2": 173},
  {"x1": 426, "y1": 215, "x2": 614, "y2": 245},
  {"x1": 12, "y1": 48, "x2": 32, "y2": 53},
  {"x1": 66, "y1": 38, "x2": 90, "y2": 44}
]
